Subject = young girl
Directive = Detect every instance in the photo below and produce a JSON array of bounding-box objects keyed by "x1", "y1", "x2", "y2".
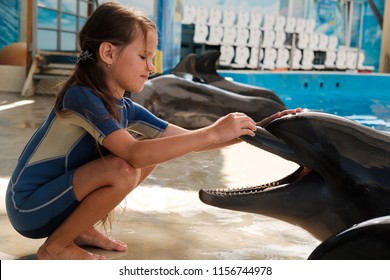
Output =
[{"x1": 6, "y1": 2, "x2": 300, "y2": 260}]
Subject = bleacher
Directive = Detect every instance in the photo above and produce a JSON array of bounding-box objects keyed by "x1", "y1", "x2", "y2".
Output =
[{"x1": 180, "y1": 5, "x2": 374, "y2": 72}]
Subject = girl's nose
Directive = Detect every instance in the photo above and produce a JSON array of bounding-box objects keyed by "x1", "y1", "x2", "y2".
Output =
[{"x1": 147, "y1": 59, "x2": 155, "y2": 73}]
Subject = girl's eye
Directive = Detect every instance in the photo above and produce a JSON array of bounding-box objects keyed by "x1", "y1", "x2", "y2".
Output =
[{"x1": 140, "y1": 55, "x2": 146, "y2": 60}]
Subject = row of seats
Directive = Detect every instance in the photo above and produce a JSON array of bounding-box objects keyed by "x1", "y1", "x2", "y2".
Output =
[
  {"x1": 182, "y1": 5, "x2": 374, "y2": 72},
  {"x1": 193, "y1": 24, "x2": 339, "y2": 51},
  {"x1": 182, "y1": 5, "x2": 315, "y2": 33},
  {"x1": 219, "y1": 45, "x2": 374, "y2": 71},
  {"x1": 185, "y1": 5, "x2": 339, "y2": 56}
]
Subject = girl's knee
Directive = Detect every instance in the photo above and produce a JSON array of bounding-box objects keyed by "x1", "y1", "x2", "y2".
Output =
[{"x1": 108, "y1": 157, "x2": 140, "y2": 191}]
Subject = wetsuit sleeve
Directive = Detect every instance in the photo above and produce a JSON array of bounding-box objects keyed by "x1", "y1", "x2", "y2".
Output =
[
  {"x1": 124, "y1": 98, "x2": 169, "y2": 139},
  {"x1": 62, "y1": 86, "x2": 123, "y2": 145}
]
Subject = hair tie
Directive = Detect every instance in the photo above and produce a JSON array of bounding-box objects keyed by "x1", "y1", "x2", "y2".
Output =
[{"x1": 76, "y1": 50, "x2": 94, "y2": 63}]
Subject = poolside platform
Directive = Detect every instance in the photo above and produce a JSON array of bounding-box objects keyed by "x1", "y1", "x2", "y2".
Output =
[{"x1": 0, "y1": 91, "x2": 319, "y2": 260}]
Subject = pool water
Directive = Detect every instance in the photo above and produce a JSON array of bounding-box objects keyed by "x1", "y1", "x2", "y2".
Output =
[
  {"x1": 280, "y1": 89, "x2": 390, "y2": 132},
  {"x1": 221, "y1": 72, "x2": 390, "y2": 132}
]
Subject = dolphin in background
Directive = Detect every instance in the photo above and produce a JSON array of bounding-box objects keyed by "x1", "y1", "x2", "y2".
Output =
[
  {"x1": 131, "y1": 52, "x2": 286, "y2": 128},
  {"x1": 171, "y1": 51, "x2": 283, "y2": 104},
  {"x1": 199, "y1": 112, "x2": 390, "y2": 259},
  {"x1": 130, "y1": 74, "x2": 285, "y2": 128}
]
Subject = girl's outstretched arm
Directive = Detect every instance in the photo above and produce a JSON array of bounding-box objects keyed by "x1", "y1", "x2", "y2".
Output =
[
  {"x1": 160, "y1": 123, "x2": 242, "y2": 152},
  {"x1": 162, "y1": 108, "x2": 303, "y2": 152},
  {"x1": 102, "y1": 112, "x2": 256, "y2": 168}
]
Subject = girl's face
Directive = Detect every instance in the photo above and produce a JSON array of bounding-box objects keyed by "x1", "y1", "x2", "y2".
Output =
[{"x1": 108, "y1": 30, "x2": 157, "y2": 96}]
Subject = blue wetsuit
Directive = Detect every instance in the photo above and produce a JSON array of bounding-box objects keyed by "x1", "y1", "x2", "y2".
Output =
[{"x1": 6, "y1": 85, "x2": 168, "y2": 238}]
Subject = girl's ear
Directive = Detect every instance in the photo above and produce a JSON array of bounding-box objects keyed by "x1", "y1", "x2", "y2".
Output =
[{"x1": 99, "y1": 42, "x2": 116, "y2": 66}]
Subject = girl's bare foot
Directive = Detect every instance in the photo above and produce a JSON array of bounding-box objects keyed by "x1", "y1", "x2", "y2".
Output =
[
  {"x1": 37, "y1": 242, "x2": 106, "y2": 260},
  {"x1": 74, "y1": 228, "x2": 127, "y2": 252}
]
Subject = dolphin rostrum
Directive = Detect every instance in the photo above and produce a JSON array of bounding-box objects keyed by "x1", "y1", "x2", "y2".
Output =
[{"x1": 199, "y1": 112, "x2": 390, "y2": 258}]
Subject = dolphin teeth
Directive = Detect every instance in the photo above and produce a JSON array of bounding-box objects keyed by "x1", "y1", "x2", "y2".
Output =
[{"x1": 205, "y1": 181, "x2": 286, "y2": 197}]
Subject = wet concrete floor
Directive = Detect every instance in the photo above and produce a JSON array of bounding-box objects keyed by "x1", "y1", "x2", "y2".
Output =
[{"x1": 0, "y1": 91, "x2": 319, "y2": 260}]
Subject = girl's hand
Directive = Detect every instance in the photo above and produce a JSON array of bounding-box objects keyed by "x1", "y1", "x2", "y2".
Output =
[
  {"x1": 209, "y1": 112, "x2": 257, "y2": 143},
  {"x1": 256, "y1": 108, "x2": 302, "y2": 127}
]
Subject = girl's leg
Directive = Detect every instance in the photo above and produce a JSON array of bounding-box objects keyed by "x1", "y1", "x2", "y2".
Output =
[
  {"x1": 73, "y1": 165, "x2": 157, "y2": 251},
  {"x1": 37, "y1": 156, "x2": 154, "y2": 260}
]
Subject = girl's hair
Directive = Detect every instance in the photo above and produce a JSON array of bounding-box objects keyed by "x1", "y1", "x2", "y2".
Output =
[{"x1": 54, "y1": 1, "x2": 157, "y2": 121}]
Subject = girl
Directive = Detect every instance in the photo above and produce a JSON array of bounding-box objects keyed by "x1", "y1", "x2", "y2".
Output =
[{"x1": 6, "y1": 2, "x2": 300, "y2": 260}]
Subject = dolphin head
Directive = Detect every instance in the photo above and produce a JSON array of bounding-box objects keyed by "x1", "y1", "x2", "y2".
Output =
[{"x1": 199, "y1": 112, "x2": 390, "y2": 240}]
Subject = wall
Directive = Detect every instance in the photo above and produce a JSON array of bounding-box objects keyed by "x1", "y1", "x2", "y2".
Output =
[
  {"x1": 308, "y1": 0, "x2": 384, "y2": 72},
  {"x1": 112, "y1": 0, "x2": 183, "y2": 72},
  {"x1": 181, "y1": 0, "x2": 385, "y2": 72},
  {"x1": 0, "y1": 66, "x2": 25, "y2": 92},
  {"x1": 360, "y1": 0, "x2": 385, "y2": 71},
  {"x1": 155, "y1": 0, "x2": 182, "y2": 73},
  {"x1": 0, "y1": 0, "x2": 20, "y2": 49},
  {"x1": 0, "y1": 0, "x2": 24, "y2": 93},
  {"x1": 379, "y1": 0, "x2": 390, "y2": 72},
  {"x1": 102, "y1": 0, "x2": 156, "y2": 20},
  {"x1": 181, "y1": 0, "x2": 280, "y2": 15}
]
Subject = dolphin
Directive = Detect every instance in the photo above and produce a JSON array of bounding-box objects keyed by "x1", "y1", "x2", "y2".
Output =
[
  {"x1": 199, "y1": 112, "x2": 390, "y2": 258},
  {"x1": 308, "y1": 215, "x2": 390, "y2": 259},
  {"x1": 131, "y1": 74, "x2": 286, "y2": 129},
  {"x1": 172, "y1": 51, "x2": 284, "y2": 104}
]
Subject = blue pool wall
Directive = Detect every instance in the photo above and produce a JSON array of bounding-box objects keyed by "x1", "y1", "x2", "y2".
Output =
[
  {"x1": 219, "y1": 71, "x2": 390, "y2": 131},
  {"x1": 219, "y1": 71, "x2": 390, "y2": 111}
]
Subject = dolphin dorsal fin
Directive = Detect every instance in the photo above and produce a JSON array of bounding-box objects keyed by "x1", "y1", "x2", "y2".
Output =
[
  {"x1": 172, "y1": 53, "x2": 197, "y2": 76},
  {"x1": 195, "y1": 51, "x2": 220, "y2": 76}
]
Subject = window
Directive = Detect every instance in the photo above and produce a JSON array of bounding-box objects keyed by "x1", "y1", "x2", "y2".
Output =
[{"x1": 37, "y1": 0, "x2": 94, "y2": 51}]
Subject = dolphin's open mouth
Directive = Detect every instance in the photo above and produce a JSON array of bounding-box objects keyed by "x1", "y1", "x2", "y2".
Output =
[
  {"x1": 200, "y1": 166, "x2": 312, "y2": 197},
  {"x1": 199, "y1": 111, "x2": 390, "y2": 249},
  {"x1": 200, "y1": 121, "x2": 314, "y2": 198}
]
